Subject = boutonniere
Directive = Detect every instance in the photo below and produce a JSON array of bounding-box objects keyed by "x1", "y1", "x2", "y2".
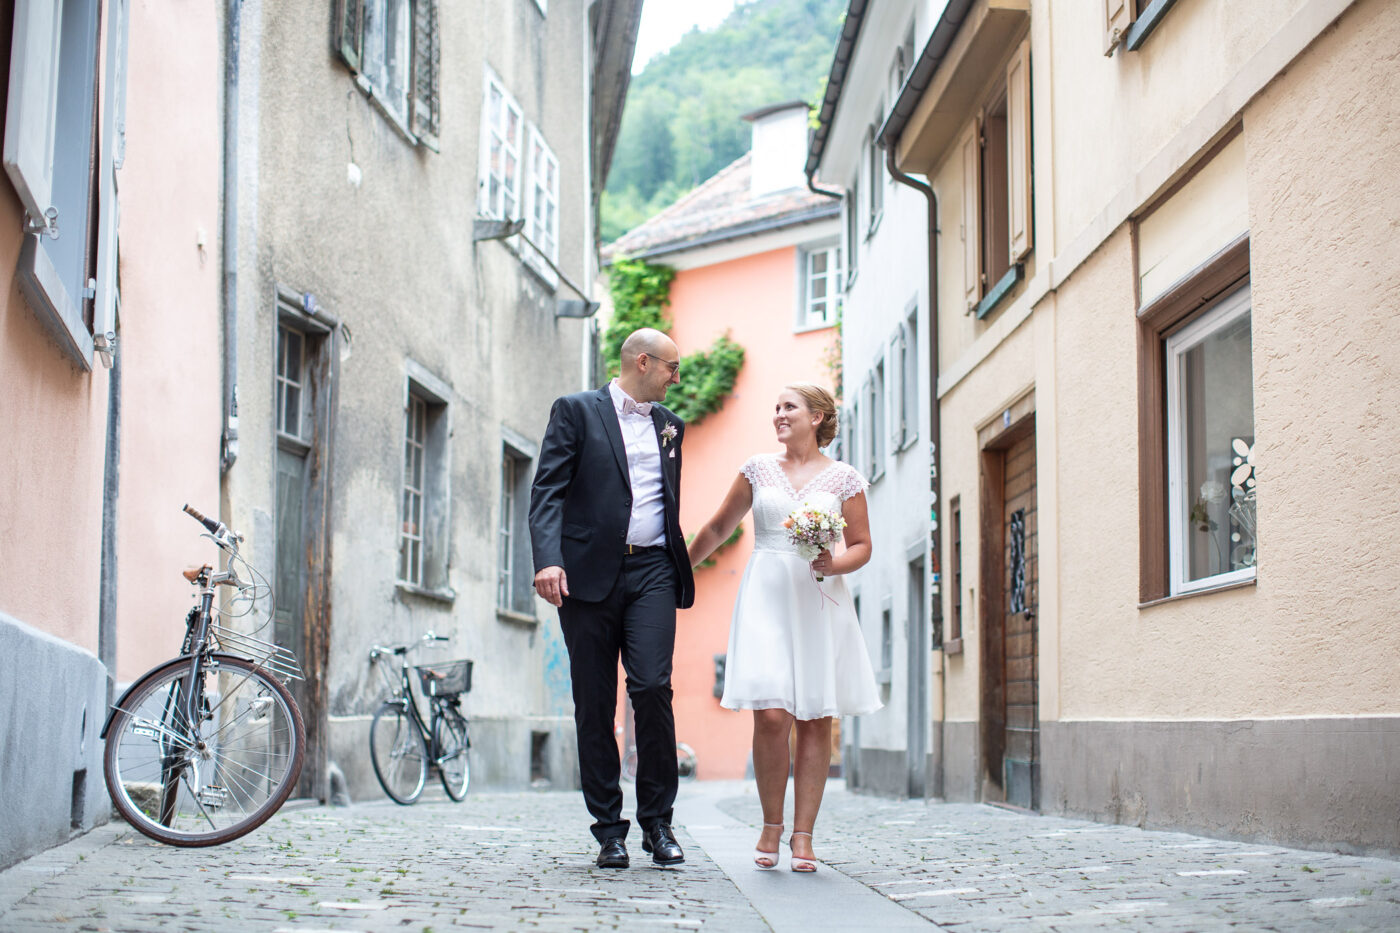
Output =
[{"x1": 660, "y1": 422, "x2": 679, "y2": 448}]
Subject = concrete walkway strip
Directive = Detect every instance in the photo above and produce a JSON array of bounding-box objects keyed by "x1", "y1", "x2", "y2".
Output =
[{"x1": 676, "y1": 787, "x2": 938, "y2": 931}]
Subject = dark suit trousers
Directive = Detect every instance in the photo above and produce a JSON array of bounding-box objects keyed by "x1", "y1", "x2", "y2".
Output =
[{"x1": 558, "y1": 548, "x2": 678, "y2": 843}]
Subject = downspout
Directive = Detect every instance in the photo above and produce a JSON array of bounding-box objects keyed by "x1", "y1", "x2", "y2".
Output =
[
  {"x1": 885, "y1": 146, "x2": 943, "y2": 799},
  {"x1": 220, "y1": 0, "x2": 240, "y2": 473}
]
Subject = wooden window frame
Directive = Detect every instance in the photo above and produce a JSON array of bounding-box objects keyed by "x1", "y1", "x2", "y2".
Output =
[
  {"x1": 336, "y1": 0, "x2": 440, "y2": 148},
  {"x1": 961, "y1": 36, "x2": 1033, "y2": 319},
  {"x1": 947, "y1": 496, "x2": 963, "y2": 653},
  {"x1": 525, "y1": 126, "x2": 560, "y2": 262},
  {"x1": 1136, "y1": 232, "x2": 1250, "y2": 603},
  {"x1": 397, "y1": 364, "x2": 454, "y2": 600},
  {"x1": 479, "y1": 72, "x2": 525, "y2": 221}
]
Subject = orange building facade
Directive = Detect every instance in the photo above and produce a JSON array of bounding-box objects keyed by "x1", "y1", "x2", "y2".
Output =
[{"x1": 608, "y1": 102, "x2": 843, "y2": 779}]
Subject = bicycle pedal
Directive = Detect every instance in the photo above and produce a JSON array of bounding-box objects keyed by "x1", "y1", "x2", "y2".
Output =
[{"x1": 197, "y1": 785, "x2": 229, "y2": 808}]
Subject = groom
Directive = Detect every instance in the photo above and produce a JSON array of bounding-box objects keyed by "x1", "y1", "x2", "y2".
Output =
[{"x1": 529, "y1": 328, "x2": 696, "y2": 868}]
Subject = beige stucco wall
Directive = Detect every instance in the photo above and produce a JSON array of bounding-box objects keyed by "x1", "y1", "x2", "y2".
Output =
[
  {"x1": 112, "y1": 0, "x2": 223, "y2": 682},
  {"x1": 1048, "y1": 0, "x2": 1400, "y2": 720}
]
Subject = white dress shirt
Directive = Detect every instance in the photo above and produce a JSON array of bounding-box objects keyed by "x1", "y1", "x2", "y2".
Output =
[{"x1": 609, "y1": 380, "x2": 667, "y2": 547}]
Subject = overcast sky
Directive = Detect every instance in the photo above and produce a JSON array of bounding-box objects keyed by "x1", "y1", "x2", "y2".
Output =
[{"x1": 631, "y1": 0, "x2": 739, "y2": 74}]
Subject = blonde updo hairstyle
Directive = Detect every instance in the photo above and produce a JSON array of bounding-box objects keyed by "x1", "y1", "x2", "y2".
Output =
[{"x1": 784, "y1": 382, "x2": 839, "y2": 448}]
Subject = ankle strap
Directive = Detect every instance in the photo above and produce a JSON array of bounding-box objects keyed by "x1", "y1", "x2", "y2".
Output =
[
  {"x1": 790, "y1": 830, "x2": 812, "y2": 837},
  {"x1": 762, "y1": 822, "x2": 784, "y2": 828}
]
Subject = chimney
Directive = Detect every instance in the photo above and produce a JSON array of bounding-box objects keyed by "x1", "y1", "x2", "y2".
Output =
[{"x1": 742, "y1": 101, "x2": 810, "y2": 199}]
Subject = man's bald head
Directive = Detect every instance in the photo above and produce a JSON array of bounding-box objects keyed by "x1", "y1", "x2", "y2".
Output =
[{"x1": 619, "y1": 328, "x2": 675, "y2": 368}]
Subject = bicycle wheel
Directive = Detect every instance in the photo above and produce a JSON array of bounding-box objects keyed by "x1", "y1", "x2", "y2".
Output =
[
  {"x1": 104, "y1": 654, "x2": 304, "y2": 847},
  {"x1": 432, "y1": 704, "x2": 471, "y2": 801},
  {"x1": 676, "y1": 742, "x2": 698, "y2": 780},
  {"x1": 369, "y1": 701, "x2": 428, "y2": 805}
]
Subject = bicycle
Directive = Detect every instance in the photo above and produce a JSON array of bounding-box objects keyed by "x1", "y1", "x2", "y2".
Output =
[
  {"x1": 618, "y1": 727, "x2": 698, "y2": 783},
  {"x1": 100, "y1": 505, "x2": 306, "y2": 846},
  {"x1": 367, "y1": 633, "x2": 473, "y2": 804}
]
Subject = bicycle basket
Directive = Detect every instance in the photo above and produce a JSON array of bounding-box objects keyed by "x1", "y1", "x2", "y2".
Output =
[{"x1": 416, "y1": 660, "x2": 472, "y2": 697}]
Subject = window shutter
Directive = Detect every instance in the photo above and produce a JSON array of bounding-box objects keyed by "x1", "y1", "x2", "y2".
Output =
[
  {"x1": 94, "y1": 0, "x2": 130, "y2": 367},
  {"x1": 3, "y1": 0, "x2": 63, "y2": 229},
  {"x1": 1103, "y1": 0, "x2": 1133, "y2": 56},
  {"x1": 338, "y1": 0, "x2": 364, "y2": 71},
  {"x1": 959, "y1": 120, "x2": 980, "y2": 310},
  {"x1": 411, "y1": 0, "x2": 440, "y2": 149},
  {"x1": 890, "y1": 331, "x2": 905, "y2": 446},
  {"x1": 1006, "y1": 38, "x2": 1033, "y2": 263}
]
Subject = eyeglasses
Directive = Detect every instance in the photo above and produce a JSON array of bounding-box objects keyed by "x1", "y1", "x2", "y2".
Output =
[{"x1": 644, "y1": 354, "x2": 680, "y2": 376}]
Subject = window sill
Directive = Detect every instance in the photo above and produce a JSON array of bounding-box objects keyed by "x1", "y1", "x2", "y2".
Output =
[
  {"x1": 395, "y1": 581, "x2": 456, "y2": 605},
  {"x1": 865, "y1": 211, "x2": 883, "y2": 241},
  {"x1": 895, "y1": 432, "x2": 919, "y2": 454},
  {"x1": 793, "y1": 319, "x2": 835, "y2": 335},
  {"x1": 973, "y1": 263, "x2": 1024, "y2": 320},
  {"x1": 869, "y1": 467, "x2": 886, "y2": 485},
  {"x1": 496, "y1": 608, "x2": 540, "y2": 627},
  {"x1": 355, "y1": 73, "x2": 424, "y2": 149},
  {"x1": 1138, "y1": 575, "x2": 1255, "y2": 609},
  {"x1": 875, "y1": 667, "x2": 892, "y2": 686},
  {"x1": 942, "y1": 637, "x2": 964, "y2": 656}
]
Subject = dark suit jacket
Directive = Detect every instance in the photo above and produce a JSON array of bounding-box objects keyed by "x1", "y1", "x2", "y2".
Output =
[{"x1": 528, "y1": 386, "x2": 696, "y2": 609}]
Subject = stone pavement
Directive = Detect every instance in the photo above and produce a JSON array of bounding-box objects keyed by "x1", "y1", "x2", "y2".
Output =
[{"x1": 0, "y1": 780, "x2": 1396, "y2": 931}]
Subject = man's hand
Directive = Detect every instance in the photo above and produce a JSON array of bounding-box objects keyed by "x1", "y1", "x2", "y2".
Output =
[{"x1": 533, "y1": 566, "x2": 570, "y2": 607}]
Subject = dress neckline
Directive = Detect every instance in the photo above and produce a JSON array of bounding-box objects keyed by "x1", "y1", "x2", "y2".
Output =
[{"x1": 770, "y1": 453, "x2": 840, "y2": 501}]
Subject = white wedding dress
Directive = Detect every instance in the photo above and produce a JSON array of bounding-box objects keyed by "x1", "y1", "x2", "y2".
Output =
[{"x1": 719, "y1": 454, "x2": 884, "y2": 721}]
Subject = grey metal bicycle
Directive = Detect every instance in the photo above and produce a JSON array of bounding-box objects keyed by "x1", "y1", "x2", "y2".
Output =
[
  {"x1": 101, "y1": 505, "x2": 305, "y2": 846},
  {"x1": 367, "y1": 633, "x2": 472, "y2": 804}
]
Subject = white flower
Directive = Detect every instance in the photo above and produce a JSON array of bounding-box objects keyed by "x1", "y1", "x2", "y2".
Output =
[{"x1": 1199, "y1": 480, "x2": 1226, "y2": 504}]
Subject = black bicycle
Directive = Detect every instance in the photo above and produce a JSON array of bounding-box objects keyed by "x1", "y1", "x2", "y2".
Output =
[
  {"x1": 367, "y1": 633, "x2": 472, "y2": 804},
  {"x1": 101, "y1": 505, "x2": 305, "y2": 846}
]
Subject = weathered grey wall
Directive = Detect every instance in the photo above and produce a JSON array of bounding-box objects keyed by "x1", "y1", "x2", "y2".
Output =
[
  {"x1": 0, "y1": 614, "x2": 110, "y2": 870},
  {"x1": 226, "y1": 1, "x2": 593, "y2": 802},
  {"x1": 1041, "y1": 719, "x2": 1400, "y2": 858}
]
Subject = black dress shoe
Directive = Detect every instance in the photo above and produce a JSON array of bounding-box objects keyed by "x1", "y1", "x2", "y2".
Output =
[
  {"x1": 596, "y1": 838, "x2": 629, "y2": 868},
  {"x1": 641, "y1": 823, "x2": 684, "y2": 866}
]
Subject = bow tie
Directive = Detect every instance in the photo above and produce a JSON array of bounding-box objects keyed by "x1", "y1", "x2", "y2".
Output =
[{"x1": 621, "y1": 397, "x2": 652, "y2": 417}]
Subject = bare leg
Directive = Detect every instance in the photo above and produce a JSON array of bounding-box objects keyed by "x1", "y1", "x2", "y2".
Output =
[
  {"x1": 752, "y1": 708, "x2": 794, "y2": 854},
  {"x1": 790, "y1": 717, "x2": 833, "y2": 861}
]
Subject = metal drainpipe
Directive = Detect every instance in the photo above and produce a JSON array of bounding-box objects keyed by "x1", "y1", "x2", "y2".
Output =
[
  {"x1": 885, "y1": 144, "x2": 944, "y2": 799},
  {"x1": 220, "y1": 0, "x2": 240, "y2": 473}
]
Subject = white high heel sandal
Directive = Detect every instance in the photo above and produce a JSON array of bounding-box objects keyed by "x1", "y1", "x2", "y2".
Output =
[
  {"x1": 789, "y1": 831, "x2": 817, "y2": 873},
  {"x1": 754, "y1": 822, "x2": 784, "y2": 870}
]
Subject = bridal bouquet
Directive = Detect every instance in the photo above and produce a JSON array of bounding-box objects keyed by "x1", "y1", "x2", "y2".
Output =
[{"x1": 783, "y1": 503, "x2": 846, "y2": 581}]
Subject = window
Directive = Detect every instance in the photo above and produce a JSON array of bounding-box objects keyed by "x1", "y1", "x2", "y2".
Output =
[
  {"x1": 479, "y1": 73, "x2": 524, "y2": 221},
  {"x1": 900, "y1": 308, "x2": 918, "y2": 448},
  {"x1": 276, "y1": 325, "x2": 309, "y2": 442},
  {"x1": 844, "y1": 176, "x2": 860, "y2": 287},
  {"x1": 498, "y1": 443, "x2": 535, "y2": 615},
  {"x1": 525, "y1": 127, "x2": 560, "y2": 262},
  {"x1": 1104, "y1": 0, "x2": 1179, "y2": 56},
  {"x1": 1165, "y1": 284, "x2": 1255, "y2": 594},
  {"x1": 960, "y1": 38, "x2": 1032, "y2": 319},
  {"x1": 866, "y1": 113, "x2": 883, "y2": 232},
  {"x1": 1135, "y1": 230, "x2": 1250, "y2": 603},
  {"x1": 878, "y1": 596, "x2": 893, "y2": 684},
  {"x1": 398, "y1": 365, "x2": 452, "y2": 594},
  {"x1": 337, "y1": 0, "x2": 440, "y2": 146},
  {"x1": 5, "y1": 0, "x2": 115, "y2": 369},
  {"x1": 867, "y1": 361, "x2": 886, "y2": 481},
  {"x1": 950, "y1": 497, "x2": 963, "y2": 646},
  {"x1": 799, "y1": 243, "x2": 842, "y2": 329}
]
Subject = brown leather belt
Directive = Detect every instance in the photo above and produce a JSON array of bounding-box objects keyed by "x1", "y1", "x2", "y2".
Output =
[{"x1": 624, "y1": 543, "x2": 666, "y2": 556}]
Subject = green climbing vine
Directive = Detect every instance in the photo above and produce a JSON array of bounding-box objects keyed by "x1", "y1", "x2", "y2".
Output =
[{"x1": 604, "y1": 257, "x2": 745, "y2": 425}]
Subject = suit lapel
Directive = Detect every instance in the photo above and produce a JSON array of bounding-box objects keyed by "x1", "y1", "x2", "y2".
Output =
[
  {"x1": 593, "y1": 387, "x2": 630, "y2": 486},
  {"x1": 651, "y1": 408, "x2": 677, "y2": 501}
]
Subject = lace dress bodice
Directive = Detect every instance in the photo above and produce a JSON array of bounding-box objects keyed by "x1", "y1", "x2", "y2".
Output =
[{"x1": 741, "y1": 454, "x2": 868, "y2": 554}]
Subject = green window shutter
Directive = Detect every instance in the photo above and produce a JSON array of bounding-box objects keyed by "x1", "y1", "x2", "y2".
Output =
[
  {"x1": 411, "y1": 0, "x2": 440, "y2": 150},
  {"x1": 337, "y1": 0, "x2": 363, "y2": 71}
]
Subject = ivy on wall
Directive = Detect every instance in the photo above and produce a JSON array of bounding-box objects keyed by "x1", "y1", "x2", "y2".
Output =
[{"x1": 604, "y1": 258, "x2": 746, "y2": 425}]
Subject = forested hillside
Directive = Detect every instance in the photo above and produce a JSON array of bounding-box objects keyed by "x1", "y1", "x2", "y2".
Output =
[{"x1": 603, "y1": 0, "x2": 845, "y2": 243}]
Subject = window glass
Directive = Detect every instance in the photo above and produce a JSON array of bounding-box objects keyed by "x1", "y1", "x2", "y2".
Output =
[
  {"x1": 482, "y1": 77, "x2": 523, "y2": 219},
  {"x1": 1167, "y1": 285, "x2": 1256, "y2": 591},
  {"x1": 362, "y1": 0, "x2": 412, "y2": 124},
  {"x1": 801, "y1": 245, "x2": 842, "y2": 328},
  {"x1": 276, "y1": 326, "x2": 305, "y2": 440},
  {"x1": 400, "y1": 394, "x2": 427, "y2": 585}
]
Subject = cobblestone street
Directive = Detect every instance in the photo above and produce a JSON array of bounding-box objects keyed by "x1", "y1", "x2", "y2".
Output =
[{"x1": 2, "y1": 781, "x2": 1397, "y2": 931}]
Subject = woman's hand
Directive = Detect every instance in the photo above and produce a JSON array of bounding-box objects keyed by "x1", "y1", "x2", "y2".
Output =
[{"x1": 811, "y1": 549, "x2": 836, "y2": 577}]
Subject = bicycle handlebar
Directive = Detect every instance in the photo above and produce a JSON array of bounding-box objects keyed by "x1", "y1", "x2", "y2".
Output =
[
  {"x1": 183, "y1": 504, "x2": 244, "y2": 546},
  {"x1": 368, "y1": 631, "x2": 449, "y2": 662}
]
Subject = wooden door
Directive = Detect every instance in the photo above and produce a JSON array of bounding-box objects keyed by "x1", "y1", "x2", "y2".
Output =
[
  {"x1": 978, "y1": 411, "x2": 1039, "y2": 809},
  {"x1": 1001, "y1": 430, "x2": 1039, "y2": 810}
]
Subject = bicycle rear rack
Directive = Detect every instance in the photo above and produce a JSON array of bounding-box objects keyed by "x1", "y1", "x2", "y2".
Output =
[{"x1": 210, "y1": 625, "x2": 305, "y2": 682}]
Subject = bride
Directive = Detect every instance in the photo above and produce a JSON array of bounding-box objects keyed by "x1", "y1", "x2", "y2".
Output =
[{"x1": 688, "y1": 382, "x2": 882, "y2": 873}]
